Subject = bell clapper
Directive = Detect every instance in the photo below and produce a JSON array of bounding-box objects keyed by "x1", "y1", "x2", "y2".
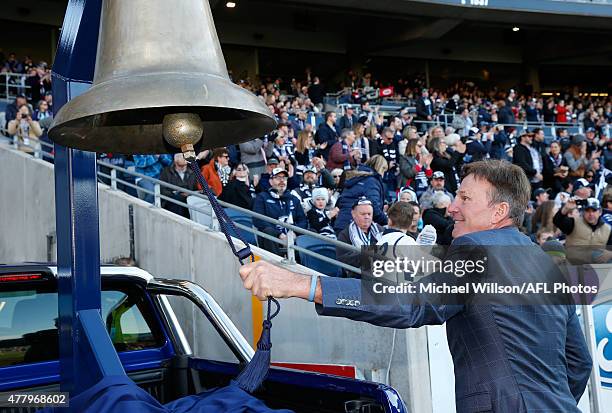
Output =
[{"x1": 162, "y1": 113, "x2": 203, "y2": 162}]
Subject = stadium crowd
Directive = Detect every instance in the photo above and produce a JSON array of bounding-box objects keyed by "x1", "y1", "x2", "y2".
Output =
[{"x1": 2, "y1": 53, "x2": 612, "y2": 273}]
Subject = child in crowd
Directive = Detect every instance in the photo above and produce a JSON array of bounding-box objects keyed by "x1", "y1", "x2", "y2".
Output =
[{"x1": 307, "y1": 188, "x2": 338, "y2": 239}]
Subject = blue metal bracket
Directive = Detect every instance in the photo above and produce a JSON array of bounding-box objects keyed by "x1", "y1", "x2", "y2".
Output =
[{"x1": 53, "y1": 0, "x2": 126, "y2": 396}]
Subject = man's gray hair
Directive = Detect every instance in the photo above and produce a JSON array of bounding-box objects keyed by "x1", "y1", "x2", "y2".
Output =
[
  {"x1": 461, "y1": 160, "x2": 530, "y2": 227},
  {"x1": 432, "y1": 192, "x2": 452, "y2": 208},
  {"x1": 341, "y1": 128, "x2": 354, "y2": 140},
  {"x1": 174, "y1": 153, "x2": 185, "y2": 162}
]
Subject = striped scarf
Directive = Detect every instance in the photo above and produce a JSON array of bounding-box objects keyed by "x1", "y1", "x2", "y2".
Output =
[{"x1": 349, "y1": 221, "x2": 381, "y2": 248}]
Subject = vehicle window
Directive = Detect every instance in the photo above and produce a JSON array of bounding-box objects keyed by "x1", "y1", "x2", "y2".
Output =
[
  {"x1": 0, "y1": 287, "x2": 164, "y2": 367},
  {"x1": 164, "y1": 295, "x2": 238, "y2": 363}
]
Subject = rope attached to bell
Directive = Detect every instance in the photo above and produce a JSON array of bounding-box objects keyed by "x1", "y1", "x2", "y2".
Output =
[{"x1": 187, "y1": 157, "x2": 280, "y2": 393}]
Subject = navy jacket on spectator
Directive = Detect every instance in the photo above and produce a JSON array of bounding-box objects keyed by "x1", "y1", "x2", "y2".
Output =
[
  {"x1": 477, "y1": 107, "x2": 492, "y2": 126},
  {"x1": 415, "y1": 97, "x2": 432, "y2": 120},
  {"x1": 315, "y1": 123, "x2": 339, "y2": 159},
  {"x1": 337, "y1": 114, "x2": 358, "y2": 131},
  {"x1": 333, "y1": 165, "x2": 388, "y2": 232},
  {"x1": 498, "y1": 105, "x2": 515, "y2": 124},
  {"x1": 464, "y1": 139, "x2": 491, "y2": 163},
  {"x1": 430, "y1": 150, "x2": 464, "y2": 195},
  {"x1": 252, "y1": 190, "x2": 307, "y2": 236},
  {"x1": 489, "y1": 130, "x2": 509, "y2": 160},
  {"x1": 512, "y1": 143, "x2": 536, "y2": 180},
  {"x1": 525, "y1": 106, "x2": 540, "y2": 123}
]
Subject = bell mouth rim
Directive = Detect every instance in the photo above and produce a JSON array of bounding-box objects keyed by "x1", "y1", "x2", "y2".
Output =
[
  {"x1": 50, "y1": 71, "x2": 275, "y2": 131},
  {"x1": 47, "y1": 70, "x2": 277, "y2": 153}
]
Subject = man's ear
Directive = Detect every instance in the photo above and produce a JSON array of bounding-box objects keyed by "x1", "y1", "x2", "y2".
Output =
[{"x1": 492, "y1": 202, "x2": 511, "y2": 224}]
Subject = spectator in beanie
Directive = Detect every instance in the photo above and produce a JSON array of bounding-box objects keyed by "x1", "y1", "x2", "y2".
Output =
[
  {"x1": 307, "y1": 187, "x2": 338, "y2": 239},
  {"x1": 334, "y1": 155, "x2": 389, "y2": 233},
  {"x1": 397, "y1": 187, "x2": 418, "y2": 204},
  {"x1": 219, "y1": 163, "x2": 257, "y2": 210},
  {"x1": 159, "y1": 153, "x2": 198, "y2": 218},
  {"x1": 337, "y1": 197, "x2": 383, "y2": 275}
]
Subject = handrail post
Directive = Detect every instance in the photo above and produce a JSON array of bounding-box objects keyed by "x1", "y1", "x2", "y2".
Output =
[
  {"x1": 110, "y1": 169, "x2": 117, "y2": 190},
  {"x1": 285, "y1": 230, "x2": 296, "y2": 265},
  {"x1": 154, "y1": 183, "x2": 161, "y2": 208},
  {"x1": 210, "y1": 205, "x2": 219, "y2": 231}
]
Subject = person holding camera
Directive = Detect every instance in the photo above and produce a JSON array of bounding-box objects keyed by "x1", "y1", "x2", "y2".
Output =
[
  {"x1": 553, "y1": 197, "x2": 612, "y2": 264},
  {"x1": 7, "y1": 104, "x2": 43, "y2": 155}
]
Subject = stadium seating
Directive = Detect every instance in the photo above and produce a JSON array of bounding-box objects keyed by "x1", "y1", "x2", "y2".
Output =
[
  {"x1": 187, "y1": 195, "x2": 214, "y2": 228},
  {"x1": 296, "y1": 235, "x2": 341, "y2": 277},
  {"x1": 224, "y1": 207, "x2": 258, "y2": 247}
]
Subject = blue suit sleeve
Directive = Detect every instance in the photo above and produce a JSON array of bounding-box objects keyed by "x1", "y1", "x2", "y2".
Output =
[
  {"x1": 565, "y1": 309, "x2": 592, "y2": 402},
  {"x1": 315, "y1": 276, "x2": 463, "y2": 328}
]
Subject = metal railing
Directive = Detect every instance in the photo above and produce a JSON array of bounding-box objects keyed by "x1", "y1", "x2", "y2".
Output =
[
  {"x1": 0, "y1": 72, "x2": 33, "y2": 101},
  {"x1": 3, "y1": 138, "x2": 362, "y2": 276}
]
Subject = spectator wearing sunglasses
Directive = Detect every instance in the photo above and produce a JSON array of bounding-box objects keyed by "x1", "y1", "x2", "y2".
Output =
[
  {"x1": 219, "y1": 163, "x2": 256, "y2": 210},
  {"x1": 200, "y1": 147, "x2": 231, "y2": 196}
]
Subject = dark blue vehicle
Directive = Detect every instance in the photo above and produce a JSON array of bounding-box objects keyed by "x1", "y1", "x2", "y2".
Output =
[{"x1": 0, "y1": 265, "x2": 407, "y2": 413}]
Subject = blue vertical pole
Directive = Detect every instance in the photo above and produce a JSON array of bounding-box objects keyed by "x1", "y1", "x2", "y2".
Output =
[{"x1": 53, "y1": 0, "x2": 125, "y2": 396}]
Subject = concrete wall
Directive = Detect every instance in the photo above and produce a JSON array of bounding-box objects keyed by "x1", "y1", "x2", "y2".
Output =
[{"x1": 0, "y1": 144, "x2": 434, "y2": 412}]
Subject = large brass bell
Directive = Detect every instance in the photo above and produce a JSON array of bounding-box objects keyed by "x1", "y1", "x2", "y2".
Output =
[{"x1": 49, "y1": 0, "x2": 276, "y2": 155}]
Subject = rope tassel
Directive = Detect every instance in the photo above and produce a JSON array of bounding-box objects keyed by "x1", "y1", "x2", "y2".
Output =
[
  {"x1": 234, "y1": 297, "x2": 280, "y2": 393},
  {"x1": 186, "y1": 157, "x2": 281, "y2": 393}
]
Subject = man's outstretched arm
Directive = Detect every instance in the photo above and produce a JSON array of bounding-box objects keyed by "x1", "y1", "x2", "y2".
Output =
[{"x1": 239, "y1": 261, "x2": 463, "y2": 329}]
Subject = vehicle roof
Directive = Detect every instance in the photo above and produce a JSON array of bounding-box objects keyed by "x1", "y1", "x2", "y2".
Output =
[{"x1": 0, "y1": 263, "x2": 155, "y2": 285}]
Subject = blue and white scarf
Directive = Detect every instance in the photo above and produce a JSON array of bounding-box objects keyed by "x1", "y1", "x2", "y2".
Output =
[
  {"x1": 341, "y1": 140, "x2": 352, "y2": 170},
  {"x1": 349, "y1": 221, "x2": 381, "y2": 248}
]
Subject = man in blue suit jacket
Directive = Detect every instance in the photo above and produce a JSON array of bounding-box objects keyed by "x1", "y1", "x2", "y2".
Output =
[{"x1": 240, "y1": 160, "x2": 592, "y2": 413}]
